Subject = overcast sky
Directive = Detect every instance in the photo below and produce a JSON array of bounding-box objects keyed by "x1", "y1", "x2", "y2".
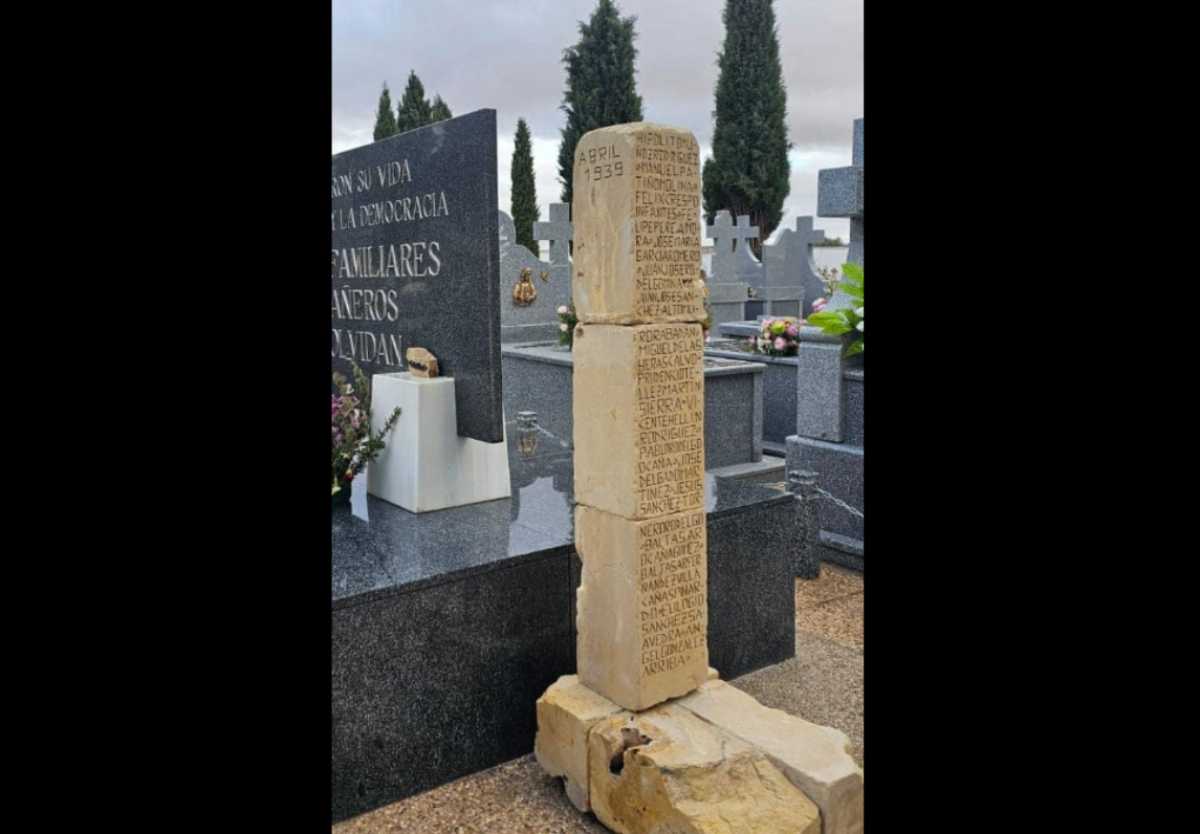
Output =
[{"x1": 332, "y1": 0, "x2": 862, "y2": 244}]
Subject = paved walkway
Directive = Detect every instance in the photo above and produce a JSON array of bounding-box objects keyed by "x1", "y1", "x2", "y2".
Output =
[{"x1": 333, "y1": 564, "x2": 864, "y2": 833}]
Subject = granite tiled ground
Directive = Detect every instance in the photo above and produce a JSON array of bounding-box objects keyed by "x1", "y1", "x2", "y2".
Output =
[{"x1": 333, "y1": 563, "x2": 864, "y2": 833}]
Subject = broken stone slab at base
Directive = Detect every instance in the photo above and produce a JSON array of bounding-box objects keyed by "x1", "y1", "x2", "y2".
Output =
[
  {"x1": 589, "y1": 703, "x2": 821, "y2": 834},
  {"x1": 535, "y1": 675, "x2": 862, "y2": 834},
  {"x1": 677, "y1": 679, "x2": 864, "y2": 834},
  {"x1": 535, "y1": 670, "x2": 726, "y2": 812}
]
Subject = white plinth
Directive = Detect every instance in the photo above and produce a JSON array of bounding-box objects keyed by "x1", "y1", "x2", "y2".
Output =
[{"x1": 366, "y1": 372, "x2": 511, "y2": 513}]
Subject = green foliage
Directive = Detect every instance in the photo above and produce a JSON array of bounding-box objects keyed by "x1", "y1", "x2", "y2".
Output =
[
  {"x1": 331, "y1": 361, "x2": 402, "y2": 494},
  {"x1": 807, "y1": 263, "x2": 863, "y2": 358},
  {"x1": 373, "y1": 83, "x2": 397, "y2": 141},
  {"x1": 429, "y1": 95, "x2": 452, "y2": 122},
  {"x1": 702, "y1": 0, "x2": 791, "y2": 258},
  {"x1": 557, "y1": 0, "x2": 644, "y2": 207},
  {"x1": 396, "y1": 71, "x2": 432, "y2": 133},
  {"x1": 511, "y1": 118, "x2": 540, "y2": 253}
]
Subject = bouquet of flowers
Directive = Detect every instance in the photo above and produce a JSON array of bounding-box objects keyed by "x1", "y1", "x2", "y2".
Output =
[
  {"x1": 557, "y1": 303, "x2": 578, "y2": 349},
  {"x1": 749, "y1": 316, "x2": 802, "y2": 357},
  {"x1": 332, "y1": 361, "x2": 402, "y2": 497},
  {"x1": 807, "y1": 263, "x2": 863, "y2": 358}
]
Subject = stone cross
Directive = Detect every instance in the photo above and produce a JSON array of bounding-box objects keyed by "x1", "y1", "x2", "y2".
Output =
[
  {"x1": 792, "y1": 216, "x2": 830, "y2": 316},
  {"x1": 794, "y1": 216, "x2": 826, "y2": 249},
  {"x1": 705, "y1": 210, "x2": 761, "y2": 284},
  {"x1": 817, "y1": 118, "x2": 863, "y2": 310},
  {"x1": 533, "y1": 202, "x2": 573, "y2": 267}
]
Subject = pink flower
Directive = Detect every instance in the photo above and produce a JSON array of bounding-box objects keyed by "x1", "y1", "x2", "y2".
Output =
[
  {"x1": 786, "y1": 324, "x2": 798, "y2": 337},
  {"x1": 774, "y1": 337, "x2": 786, "y2": 351},
  {"x1": 812, "y1": 297, "x2": 827, "y2": 308}
]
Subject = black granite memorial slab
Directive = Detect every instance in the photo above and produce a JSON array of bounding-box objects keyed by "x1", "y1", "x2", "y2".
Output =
[{"x1": 331, "y1": 109, "x2": 503, "y2": 442}]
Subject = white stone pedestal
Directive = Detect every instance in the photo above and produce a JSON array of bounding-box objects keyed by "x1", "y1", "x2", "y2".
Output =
[{"x1": 367, "y1": 372, "x2": 511, "y2": 513}]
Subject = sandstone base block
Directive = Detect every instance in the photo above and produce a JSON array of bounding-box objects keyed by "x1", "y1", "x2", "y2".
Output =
[
  {"x1": 534, "y1": 675, "x2": 625, "y2": 812},
  {"x1": 577, "y1": 505, "x2": 709, "y2": 711},
  {"x1": 587, "y1": 704, "x2": 821, "y2": 834},
  {"x1": 677, "y1": 679, "x2": 864, "y2": 834}
]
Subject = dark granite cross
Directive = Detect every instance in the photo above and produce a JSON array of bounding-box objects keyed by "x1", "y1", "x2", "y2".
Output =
[{"x1": 533, "y1": 203, "x2": 572, "y2": 266}]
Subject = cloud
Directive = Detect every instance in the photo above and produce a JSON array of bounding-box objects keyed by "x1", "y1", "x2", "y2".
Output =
[{"x1": 333, "y1": 0, "x2": 861, "y2": 241}]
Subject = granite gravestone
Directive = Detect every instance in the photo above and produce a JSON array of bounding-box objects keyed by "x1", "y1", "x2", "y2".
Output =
[
  {"x1": 533, "y1": 202, "x2": 573, "y2": 272},
  {"x1": 760, "y1": 216, "x2": 828, "y2": 318},
  {"x1": 331, "y1": 109, "x2": 503, "y2": 443},
  {"x1": 703, "y1": 210, "x2": 758, "y2": 326},
  {"x1": 498, "y1": 210, "x2": 571, "y2": 343}
]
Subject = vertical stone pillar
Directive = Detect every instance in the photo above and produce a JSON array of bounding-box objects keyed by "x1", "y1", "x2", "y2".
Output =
[{"x1": 570, "y1": 123, "x2": 709, "y2": 712}]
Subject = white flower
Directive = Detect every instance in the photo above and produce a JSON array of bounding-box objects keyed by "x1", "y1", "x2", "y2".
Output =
[
  {"x1": 557, "y1": 305, "x2": 568, "y2": 315},
  {"x1": 856, "y1": 320, "x2": 864, "y2": 332},
  {"x1": 560, "y1": 323, "x2": 569, "y2": 332},
  {"x1": 855, "y1": 306, "x2": 864, "y2": 317}
]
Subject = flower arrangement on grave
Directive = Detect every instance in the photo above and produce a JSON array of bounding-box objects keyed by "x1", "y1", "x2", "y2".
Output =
[
  {"x1": 807, "y1": 263, "x2": 864, "y2": 359},
  {"x1": 748, "y1": 317, "x2": 802, "y2": 357},
  {"x1": 816, "y1": 265, "x2": 841, "y2": 298},
  {"x1": 557, "y1": 303, "x2": 578, "y2": 349},
  {"x1": 332, "y1": 361, "x2": 402, "y2": 501}
]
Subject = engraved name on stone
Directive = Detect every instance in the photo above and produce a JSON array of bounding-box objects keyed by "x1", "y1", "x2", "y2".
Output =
[
  {"x1": 631, "y1": 131, "x2": 702, "y2": 319},
  {"x1": 572, "y1": 124, "x2": 704, "y2": 324},
  {"x1": 638, "y1": 509, "x2": 707, "y2": 679},
  {"x1": 633, "y1": 325, "x2": 704, "y2": 517}
]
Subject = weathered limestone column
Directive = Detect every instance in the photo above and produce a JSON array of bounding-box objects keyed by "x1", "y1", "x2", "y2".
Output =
[
  {"x1": 536, "y1": 122, "x2": 864, "y2": 833},
  {"x1": 570, "y1": 123, "x2": 709, "y2": 713}
]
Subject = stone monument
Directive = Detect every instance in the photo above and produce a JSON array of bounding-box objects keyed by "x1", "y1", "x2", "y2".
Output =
[
  {"x1": 534, "y1": 122, "x2": 862, "y2": 834},
  {"x1": 331, "y1": 109, "x2": 503, "y2": 442},
  {"x1": 787, "y1": 118, "x2": 864, "y2": 569}
]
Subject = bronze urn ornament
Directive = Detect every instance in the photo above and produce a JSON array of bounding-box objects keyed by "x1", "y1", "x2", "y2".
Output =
[{"x1": 513, "y1": 267, "x2": 538, "y2": 306}]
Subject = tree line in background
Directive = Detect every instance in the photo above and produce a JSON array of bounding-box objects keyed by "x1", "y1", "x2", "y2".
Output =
[
  {"x1": 372, "y1": 71, "x2": 452, "y2": 141},
  {"x1": 556, "y1": 0, "x2": 789, "y2": 258},
  {"x1": 365, "y1": 0, "x2": 792, "y2": 260}
]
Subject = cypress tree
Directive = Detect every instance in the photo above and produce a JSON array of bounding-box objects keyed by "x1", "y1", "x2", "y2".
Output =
[
  {"x1": 557, "y1": 0, "x2": 644, "y2": 208},
  {"x1": 396, "y1": 71, "x2": 432, "y2": 133},
  {"x1": 429, "y1": 95, "x2": 452, "y2": 122},
  {"x1": 702, "y1": 0, "x2": 791, "y2": 258},
  {"x1": 511, "y1": 118, "x2": 540, "y2": 253},
  {"x1": 373, "y1": 83, "x2": 398, "y2": 141}
]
